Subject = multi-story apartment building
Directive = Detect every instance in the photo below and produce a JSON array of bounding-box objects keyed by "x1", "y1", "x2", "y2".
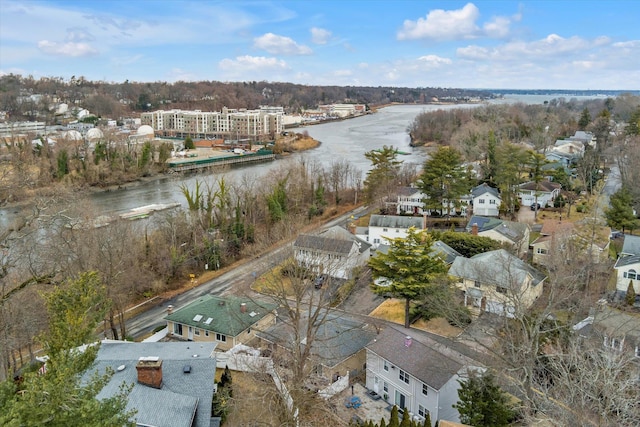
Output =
[
  {"x1": 141, "y1": 106, "x2": 284, "y2": 140},
  {"x1": 0, "y1": 121, "x2": 46, "y2": 137}
]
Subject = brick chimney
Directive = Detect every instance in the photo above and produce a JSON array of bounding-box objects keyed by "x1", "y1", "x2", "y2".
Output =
[
  {"x1": 471, "y1": 223, "x2": 478, "y2": 236},
  {"x1": 240, "y1": 302, "x2": 247, "y2": 313},
  {"x1": 136, "y1": 357, "x2": 163, "y2": 389}
]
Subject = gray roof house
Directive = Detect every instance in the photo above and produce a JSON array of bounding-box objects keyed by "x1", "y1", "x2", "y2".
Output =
[
  {"x1": 87, "y1": 341, "x2": 218, "y2": 427},
  {"x1": 621, "y1": 235, "x2": 640, "y2": 257},
  {"x1": 471, "y1": 183, "x2": 501, "y2": 217},
  {"x1": 613, "y1": 235, "x2": 640, "y2": 298},
  {"x1": 366, "y1": 214, "x2": 425, "y2": 249},
  {"x1": 466, "y1": 215, "x2": 530, "y2": 257},
  {"x1": 573, "y1": 305, "x2": 640, "y2": 358},
  {"x1": 257, "y1": 311, "x2": 377, "y2": 383},
  {"x1": 294, "y1": 225, "x2": 371, "y2": 279},
  {"x1": 365, "y1": 326, "x2": 479, "y2": 425},
  {"x1": 449, "y1": 249, "x2": 546, "y2": 317}
]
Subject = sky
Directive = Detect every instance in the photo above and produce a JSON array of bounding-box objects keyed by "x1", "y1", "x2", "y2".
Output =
[{"x1": 1, "y1": 1, "x2": 639, "y2": 90}]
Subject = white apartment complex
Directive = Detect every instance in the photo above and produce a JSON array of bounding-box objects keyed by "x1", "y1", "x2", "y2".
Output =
[
  {"x1": 141, "y1": 106, "x2": 284, "y2": 140},
  {"x1": 0, "y1": 121, "x2": 46, "y2": 137}
]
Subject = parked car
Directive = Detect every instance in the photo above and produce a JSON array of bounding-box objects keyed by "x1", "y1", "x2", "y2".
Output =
[
  {"x1": 530, "y1": 203, "x2": 541, "y2": 211},
  {"x1": 314, "y1": 275, "x2": 325, "y2": 289}
]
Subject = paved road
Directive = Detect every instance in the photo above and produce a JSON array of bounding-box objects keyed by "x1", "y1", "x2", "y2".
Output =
[{"x1": 127, "y1": 205, "x2": 370, "y2": 338}]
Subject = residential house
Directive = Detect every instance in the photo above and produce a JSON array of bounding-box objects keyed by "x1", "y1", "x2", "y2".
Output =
[
  {"x1": 573, "y1": 305, "x2": 640, "y2": 359},
  {"x1": 545, "y1": 139, "x2": 585, "y2": 167},
  {"x1": 87, "y1": 340, "x2": 218, "y2": 427},
  {"x1": 365, "y1": 326, "x2": 479, "y2": 426},
  {"x1": 294, "y1": 225, "x2": 371, "y2": 279},
  {"x1": 518, "y1": 180, "x2": 561, "y2": 208},
  {"x1": 530, "y1": 220, "x2": 575, "y2": 265},
  {"x1": 395, "y1": 187, "x2": 471, "y2": 217},
  {"x1": 449, "y1": 249, "x2": 546, "y2": 318},
  {"x1": 466, "y1": 215, "x2": 530, "y2": 257},
  {"x1": 532, "y1": 219, "x2": 610, "y2": 266},
  {"x1": 165, "y1": 295, "x2": 278, "y2": 351},
  {"x1": 257, "y1": 312, "x2": 376, "y2": 385},
  {"x1": 614, "y1": 235, "x2": 640, "y2": 297},
  {"x1": 366, "y1": 215, "x2": 425, "y2": 249},
  {"x1": 471, "y1": 184, "x2": 501, "y2": 217},
  {"x1": 568, "y1": 130, "x2": 597, "y2": 148}
]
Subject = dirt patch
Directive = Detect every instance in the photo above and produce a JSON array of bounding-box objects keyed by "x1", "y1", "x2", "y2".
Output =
[{"x1": 369, "y1": 299, "x2": 463, "y2": 338}]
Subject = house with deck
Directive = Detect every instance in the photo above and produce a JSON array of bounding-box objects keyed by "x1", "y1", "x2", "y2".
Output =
[{"x1": 365, "y1": 326, "x2": 480, "y2": 426}]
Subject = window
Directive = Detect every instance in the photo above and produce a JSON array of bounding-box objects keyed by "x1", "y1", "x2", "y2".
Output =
[
  {"x1": 216, "y1": 333, "x2": 227, "y2": 342},
  {"x1": 626, "y1": 269, "x2": 637, "y2": 280},
  {"x1": 422, "y1": 384, "x2": 429, "y2": 395},
  {"x1": 373, "y1": 238, "x2": 380, "y2": 244},
  {"x1": 489, "y1": 199, "x2": 496, "y2": 205},
  {"x1": 399, "y1": 369, "x2": 409, "y2": 384},
  {"x1": 383, "y1": 228, "x2": 388, "y2": 232},
  {"x1": 536, "y1": 248, "x2": 548, "y2": 255},
  {"x1": 418, "y1": 404, "x2": 429, "y2": 418},
  {"x1": 383, "y1": 381, "x2": 389, "y2": 393},
  {"x1": 194, "y1": 328, "x2": 200, "y2": 336},
  {"x1": 474, "y1": 280, "x2": 481, "y2": 288},
  {"x1": 635, "y1": 346, "x2": 640, "y2": 358},
  {"x1": 383, "y1": 360, "x2": 389, "y2": 372},
  {"x1": 396, "y1": 229, "x2": 400, "y2": 233},
  {"x1": 496, "y1": 286, "x2": 508, "y2": 294},
  {"x1": 205, "y1": 330, "x2": 209, "y2": 337},
  {"x1": 173, "y1": 323, "x2": 183, "y2": 335},
  {"x1": 478, "y1": 199, "x2": 485, "y2": 204}
]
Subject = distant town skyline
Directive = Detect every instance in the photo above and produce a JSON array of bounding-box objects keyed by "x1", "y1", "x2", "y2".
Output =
[{"x1": 1, "y1": 1, "x2": 639, "y2": 90}]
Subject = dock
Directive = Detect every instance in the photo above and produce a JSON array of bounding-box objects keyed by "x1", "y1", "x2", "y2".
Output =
[{"x1": 167, "y1": 149, "x2": 275, "y2": 172}]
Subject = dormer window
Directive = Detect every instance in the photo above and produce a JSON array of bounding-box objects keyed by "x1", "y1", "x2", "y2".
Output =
[{"x1": 624, "y1": 269, "x2": 637, "y2": 280}]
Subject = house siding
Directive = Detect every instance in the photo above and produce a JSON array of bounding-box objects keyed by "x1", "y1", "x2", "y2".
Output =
[
  {"x1": 365, "y1": 351, "x2": 447, "y2": 427},
  {"x1": 472, "y1": 193, "x2": 500, "y2": 217},
  {"x1": 616, "y1": 264, "x2": 640, "y2": 294}
]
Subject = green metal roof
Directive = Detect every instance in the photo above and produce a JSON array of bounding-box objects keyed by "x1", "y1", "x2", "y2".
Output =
[{"x1": 164, "y1": 295, "x2": 278, "y2": 337}]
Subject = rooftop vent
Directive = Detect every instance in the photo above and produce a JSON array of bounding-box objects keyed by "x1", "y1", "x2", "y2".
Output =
[{"x1": 183, "y1": 365, "x2": 191, "y2": 374}]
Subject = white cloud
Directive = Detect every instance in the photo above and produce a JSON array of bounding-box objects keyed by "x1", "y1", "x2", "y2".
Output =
[
  {"x1": 397, "y1": 3, "x2": 480, "y2": 41},
  {"x1": 310, "y1": 27, "x2": 331, "y2": 45},
  {"x1": 483, "y1": 16, "x2": 511, "y2": 39},
  {"x1": 417, "y1": 55, "x2": 452, "y2": 66},
  {"x1": 397, "y1": 3, "x2": 520, "y2": 41},
  {"x1": 219, "y1": 55, "x2": 289, "y2": 72},
  {"x1": 253, "y1": 33, "x2": 312, "y2": 55},
  {"x1": 37, "y1": 40, "x2": 98, "y2": 57}
]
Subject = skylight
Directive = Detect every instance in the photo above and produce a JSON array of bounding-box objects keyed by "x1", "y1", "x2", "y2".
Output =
[
  {"x1": 204, "y1": 317, "x2": 213, "y2": 324},
  {"x1": 193, "y1": 314, "x2": 203, "y2": 322}
]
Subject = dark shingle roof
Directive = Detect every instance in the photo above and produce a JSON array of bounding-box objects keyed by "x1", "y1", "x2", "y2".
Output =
[
  {"x1": 449, "y1": 249, "x2": 546, "y2": 289},
  {"x1": 465, "y1": 215, "x2": 503, "y2": 232},
  {"x1": 366, "y1": 327, "x2": 463, "y2": 390},
  {"x1": 294, "y1": 225, "x2": 371, "y2": 254},
  {"x1": 471, "y1": 183, "x2": 500, "y2": 199},
  {"x1": 89, "y1": 341, "x2": 217, "y2": 427},
  {"x1": 164, "y1": 295, "x2": 277, "y2": 336},
  {"x1": 614, "y1": 255, "x2": 640, "y2": 268},
  {"x1": 259, "y1": 312, "x2": 376, "y2": 369},
  {"x1": 621, "y1": 235, "x2": 640, "y2": 256},
  {"x1": 518, "y1": 180, "x2": 561, "y2": 193},
  {"x1": 369, "y1": 215, "x2": 424, "y2": 229}
]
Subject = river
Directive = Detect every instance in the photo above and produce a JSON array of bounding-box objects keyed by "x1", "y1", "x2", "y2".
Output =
[{"x1": 0, "y1": 94, "x2": 601, "y2": 227}]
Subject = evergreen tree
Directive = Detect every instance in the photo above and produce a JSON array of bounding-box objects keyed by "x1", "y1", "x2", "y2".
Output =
[
  {"x1": 388, "y1": 405, "x2": 400, "y2": 427},
  {"x1": 364, "y1": 145, "x2": 402, "y2": 205},
  {"x1": 578, "y1": 107, "x2": 592, "y2": 128},
  {"x1": 184, "y1": 135, "x2": 195, "y2": 149},
  {"x1": 419, "y1": 146, "x2": 470, "y2": 216},
  {"x1": 379, "y1": 418, "x2": 387, "y2": 427},
  {"x1": 626, "y1": 280, "x2": 636, "y2": 306},
  {"x1": 369, "y1": 228, "x2": 448, "y2": 328},
  {"x1": 605, "y1": 187, "x2": 638, "y2": 233},
  {"x1": 454, "y1": 370, "x2": 514, "y2": 427},
  {"x1": 423, "y1": 412, "x2": 432, "y2": 427},
  {"x1": 400, "y1": 408, "x2": 411, "y2": 427}
]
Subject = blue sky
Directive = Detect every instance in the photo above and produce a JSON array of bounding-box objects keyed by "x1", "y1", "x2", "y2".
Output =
[{"x1": 1, "y1": 1, "x2": 639, "y2": 90}]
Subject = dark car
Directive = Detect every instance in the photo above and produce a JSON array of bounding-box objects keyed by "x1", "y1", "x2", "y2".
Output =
[
  {"x1": 314, "y1": 275, "x2": 325, "y2": 289},
  {"x1": 530, "y1": 203, "x2": 541, "y2": 211}
]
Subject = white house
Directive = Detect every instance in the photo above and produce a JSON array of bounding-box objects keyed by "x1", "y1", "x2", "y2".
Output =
[
  {"x1": 395, "y1": 187, "x2": 471, "y2": 217},
  {"x1": 471, "y1": 184, "x2": 501, "y2": 217},
  {"x1": 367, "y1": 215, "x2": 425, "y2": 248},
  {"x1": 613, "y1": 235, "x2": 640, "y2": 297},
  {"x1": 518, "y1": 180, "x2": 561, "y2": 208},
  {"x1": 294, "y1": 226, "x2": 371, "y2": 279},
  {"x1": 365, "y1": 326, "x2": 478, "y2": 426}
]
